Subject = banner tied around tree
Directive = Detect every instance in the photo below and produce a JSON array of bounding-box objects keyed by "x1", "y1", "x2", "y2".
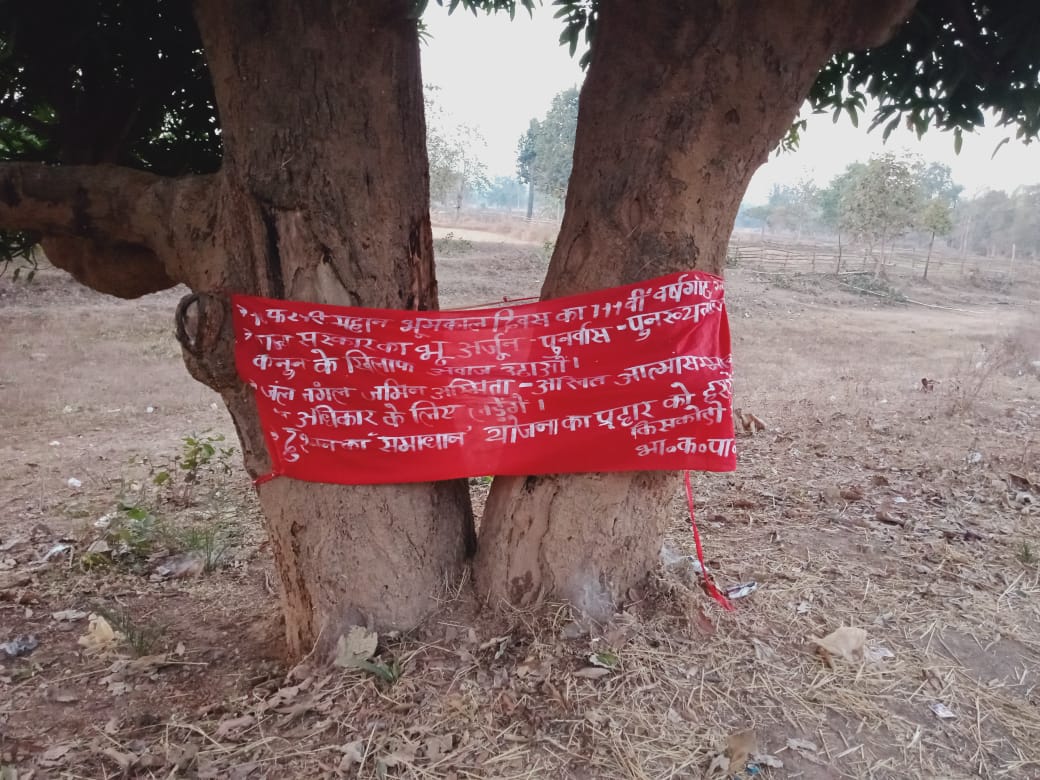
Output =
[{"x1": 232, "y1": 270, "x2": 736, "y2": 486}]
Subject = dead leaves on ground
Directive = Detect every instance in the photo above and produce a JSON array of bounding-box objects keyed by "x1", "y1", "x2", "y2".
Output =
[
  {"x1": 811, "y1": 626, "x2": 868, "y2": 666},
  {"x1": 333, "y1": 627, "x2": 402, "y2": 683}
]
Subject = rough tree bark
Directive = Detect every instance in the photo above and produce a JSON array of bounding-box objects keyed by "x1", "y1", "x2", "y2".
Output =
[
  {"x1": 0, "y1": 0, "x2": 475, "y2": 660},
  {"x1": 474, "y1": 0, "x2": 917, "y2": 616}
]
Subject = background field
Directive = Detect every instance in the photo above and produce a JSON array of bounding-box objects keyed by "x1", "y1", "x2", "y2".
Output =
[{"x1": 1, "y1": 222, "x2": 1039, "y2": 778}]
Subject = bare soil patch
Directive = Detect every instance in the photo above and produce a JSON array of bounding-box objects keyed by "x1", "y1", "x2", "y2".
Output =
[{"x1": 1, "y1": 241, "x2": 1039, "y2": 778}]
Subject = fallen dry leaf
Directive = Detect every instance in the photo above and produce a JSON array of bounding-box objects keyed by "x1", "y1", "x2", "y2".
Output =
[
  {"x1": 215, "y1": 714, "x2": 256, "y2": 739},
  {"x1": 334, "y1": 626, "x2": 378, "y2": 669},
  {"x1": 811, "y1": 626, "x2": 867, "y2": 665},
  {"x1": 263, "y1": 683, "x2": 303, "y2": 711},
  {"x1": 52, "y1": 609, "x2": 88, "y2": 621},
  {"x1": 339, "y1": 740, "x2": 365, "y2": 771},
  {"x1": 77, "y1": 614, "x2": 123, "y2": 655},
  {"x1": 726, "y1": 729, "x2": 757, "y2": 771},
  {"x1": 424, "y1": 734, "x2": 454, "y2": 761},
  {"x1": 40, "y1": 742, "x2": 77, "y2": 766}
]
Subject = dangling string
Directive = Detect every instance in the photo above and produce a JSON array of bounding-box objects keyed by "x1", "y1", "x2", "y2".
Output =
[{"x1": 684, "y1": 470, "x2": 734, "y2": 611}]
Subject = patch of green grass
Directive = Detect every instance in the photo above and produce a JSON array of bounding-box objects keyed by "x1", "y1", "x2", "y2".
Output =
[
  {"x1": 355, "y1": 657, "x2": 404, "y2": 685},
  {"x1": 164, "y1": 521, "x2": 235, "y2": 572},
  {"x1": 94, "y1": 605, "x2": 166, "y2": 657}
]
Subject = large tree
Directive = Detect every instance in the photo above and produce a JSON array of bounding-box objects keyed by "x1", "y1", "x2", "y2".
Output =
[{"x1": 1, "y1": 0, "x2": 1038, "y2": 658}]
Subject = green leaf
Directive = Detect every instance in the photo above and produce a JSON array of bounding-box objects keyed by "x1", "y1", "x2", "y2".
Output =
[
  {"x1": 882, "y1": 115, "x2": 900, "y2": 141},
  {"x1": 589, "y1": 650, "x2": 619, "y2": 668},
  {"x1": 991, "y1": 136, "x2": 1010, "y2": 158}
]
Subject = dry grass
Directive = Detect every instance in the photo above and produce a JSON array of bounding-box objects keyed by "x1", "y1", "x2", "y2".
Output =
[
  {"x1": 2, "y1": 243, "x2": 1039, "y2": 779},
  {"x1": 432, "y1": 209, "x2": 561, "y2": 245}
]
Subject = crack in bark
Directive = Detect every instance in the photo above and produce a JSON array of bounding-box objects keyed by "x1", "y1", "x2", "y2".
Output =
[
  {"x1": 287, "y1": 518, "x2": 315, "y2": 650},
  {"x1": 258, "y1": 204, "x2": 286, "y2": 299},
  {"x1": 534, "y1": 483, "x2": 562, "y2": 605}
]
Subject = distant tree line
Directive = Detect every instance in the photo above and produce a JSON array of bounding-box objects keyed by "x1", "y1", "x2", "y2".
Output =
[
  {"x1": 740, "y1": 152, "x2": 1040, "y2": 277},
  {"x1": 953, "y1": 186, "x2": 1040, "y2": 259}
]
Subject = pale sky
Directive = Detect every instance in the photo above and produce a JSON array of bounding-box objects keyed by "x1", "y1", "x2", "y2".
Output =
[{"x1": 420, "y1": 4, "x2": 1040, "y2": 203}]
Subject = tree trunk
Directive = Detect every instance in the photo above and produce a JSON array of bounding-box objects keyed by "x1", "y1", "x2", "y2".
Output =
[
  {"x1": 474, "y1": 0, "x2": 916, "y2": 614},
  {"x1": 180, "y1": 1, "x2": 475, "y2": 658},
  {"x1": 525, "y1": 180, "x2": 535, "y2": 220},
  {"x1": 924, "y1": 230, "x2": 935, "y2": 280}
]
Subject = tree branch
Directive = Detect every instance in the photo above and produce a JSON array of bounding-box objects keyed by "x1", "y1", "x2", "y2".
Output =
[
  {"x1": 837, "y1": 0, "x2": 919, "y2": 50},
  {"x1": 0, "y1": 161, "x2": 219, "y2": 297},
  {"x1": 0, "y1": 162, "x2": 168, "y2": 244}
]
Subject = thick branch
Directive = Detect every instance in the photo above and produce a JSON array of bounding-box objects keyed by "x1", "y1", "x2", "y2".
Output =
[
  {"x1": 0, "y1": 162, "x2": 171, "y2": 244},
  {"x1": 0, "y1": 161, "x2": 219, "y2": 296}
]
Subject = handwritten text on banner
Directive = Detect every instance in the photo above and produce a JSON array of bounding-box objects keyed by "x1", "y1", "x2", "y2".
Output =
[{"x1": 232, "y1": 270, "x2": 736, "y2": 485}]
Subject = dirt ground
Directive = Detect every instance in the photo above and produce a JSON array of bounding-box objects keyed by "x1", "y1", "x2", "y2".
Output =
[{"x1": 1, "y1": 232, "x2": 1039, "y2": 779}]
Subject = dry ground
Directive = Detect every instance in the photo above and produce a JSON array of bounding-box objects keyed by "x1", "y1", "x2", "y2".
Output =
[{"x1": 1, "y1": 232, "x2": 1039, "y2": 779}]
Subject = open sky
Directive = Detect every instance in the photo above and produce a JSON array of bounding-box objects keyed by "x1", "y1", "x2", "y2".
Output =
[{"x1": 420, "y1": 4, "x2": 1040, "y2": 203}]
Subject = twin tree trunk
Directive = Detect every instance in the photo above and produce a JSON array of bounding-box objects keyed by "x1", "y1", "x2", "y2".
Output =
[{"x1": 0, "y1": 0, "x2": 915, "y2": 659}]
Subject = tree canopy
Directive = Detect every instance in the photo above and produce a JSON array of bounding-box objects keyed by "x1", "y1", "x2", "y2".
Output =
[{"x1": 3, "y1": 0, "x2": 1038, "y2": 188}]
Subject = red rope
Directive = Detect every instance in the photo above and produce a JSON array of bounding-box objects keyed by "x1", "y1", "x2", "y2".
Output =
[
  {"x1": 684, "y1": 470, "x2": 734, "y2": 611},
  {"x1": 253, "y1": 472, "x2": 278, "y2": 487}
]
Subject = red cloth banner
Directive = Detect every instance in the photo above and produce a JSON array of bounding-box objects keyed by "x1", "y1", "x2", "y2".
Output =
[{"x1": 232, "y1": 270, "x2": 736, "y2": 485}]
